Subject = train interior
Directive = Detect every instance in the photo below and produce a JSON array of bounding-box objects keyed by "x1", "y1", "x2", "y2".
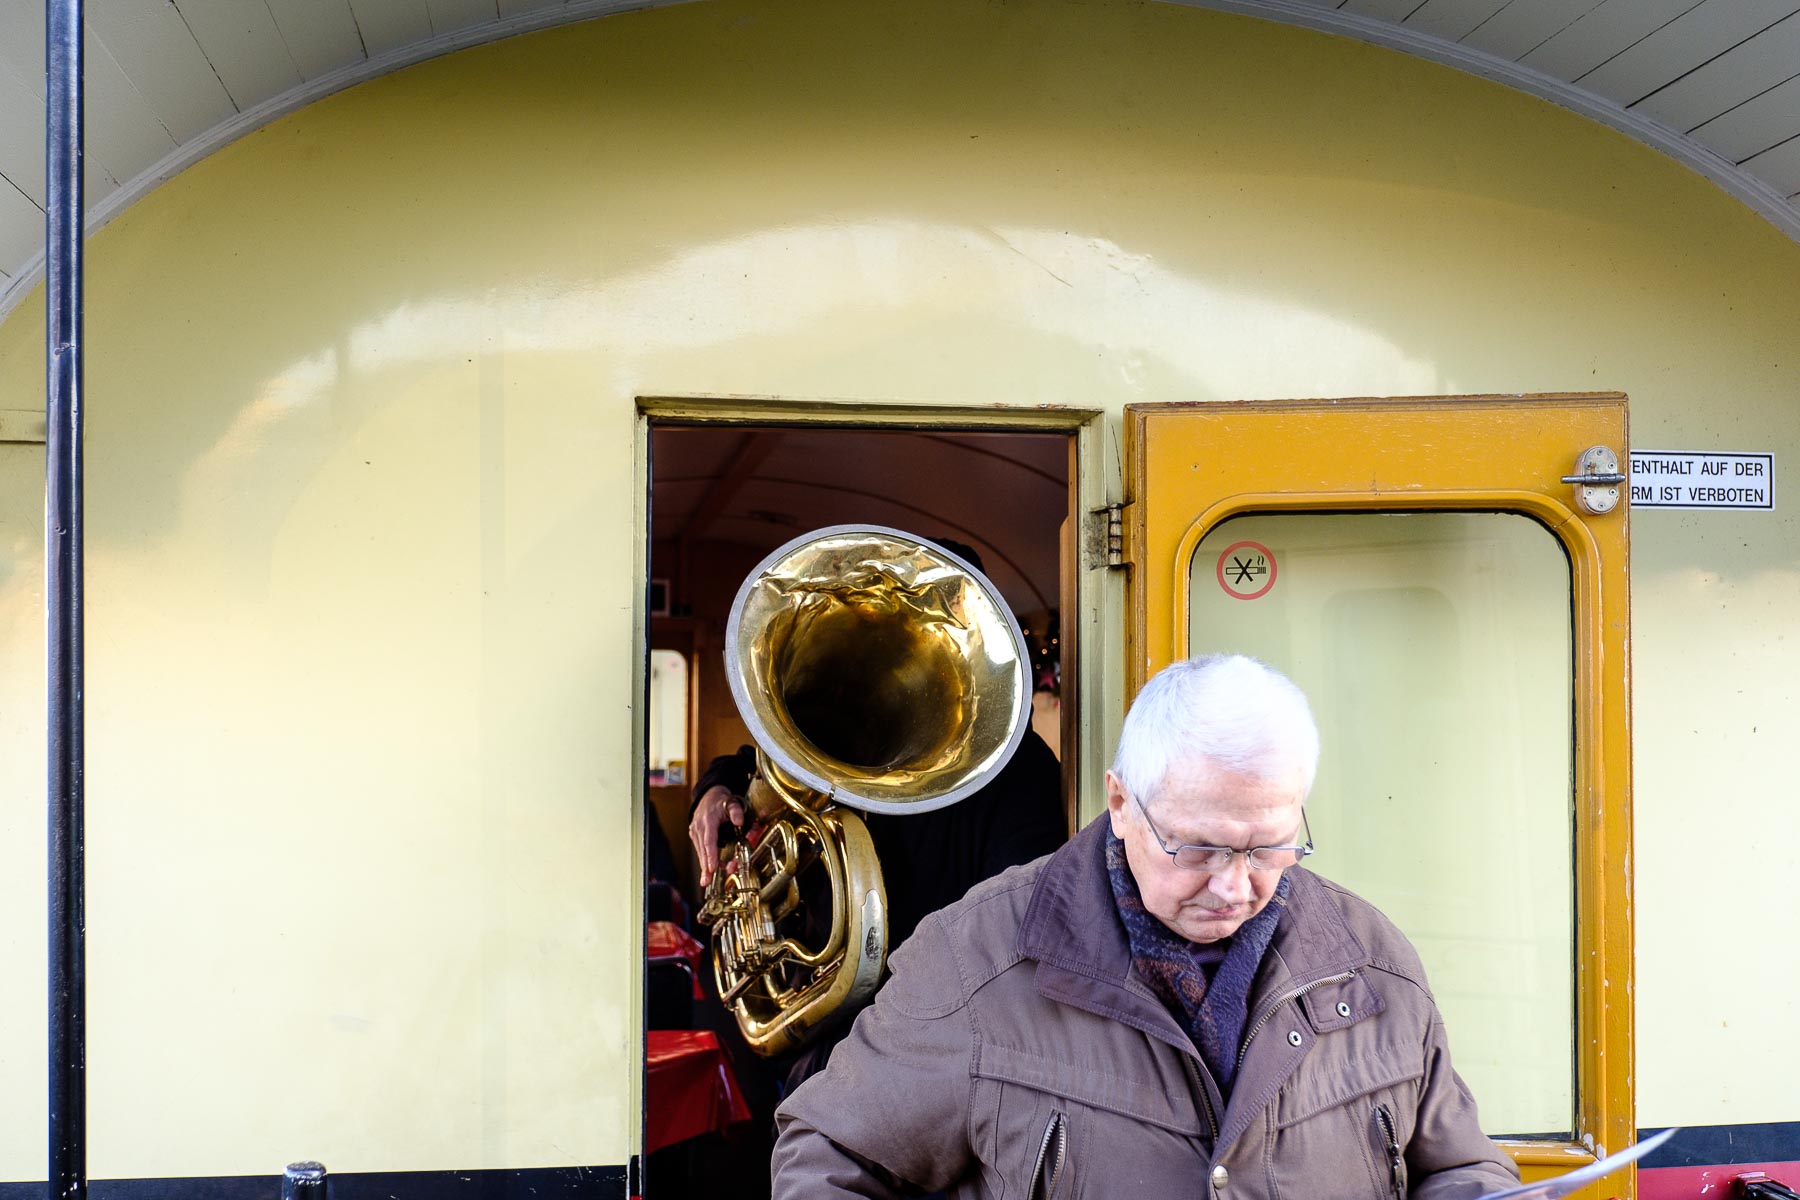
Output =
[{"x1": 642, "y1": 423, "x2": 1078, "y2": 1195}]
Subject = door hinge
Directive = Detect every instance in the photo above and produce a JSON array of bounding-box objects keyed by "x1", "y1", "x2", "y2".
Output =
[{"x1": 1085, "y1": 503, "x2": 1127, "y2": 569}]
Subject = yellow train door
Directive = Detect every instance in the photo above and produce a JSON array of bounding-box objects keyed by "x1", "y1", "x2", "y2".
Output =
[{"x1": 1122, "y1": 395, "x2": 1633, "y2": 1197}]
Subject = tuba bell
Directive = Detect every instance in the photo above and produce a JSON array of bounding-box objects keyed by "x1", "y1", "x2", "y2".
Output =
[{"x1": 697, "y1": 525, "x2": 1032, "y2": 1055}]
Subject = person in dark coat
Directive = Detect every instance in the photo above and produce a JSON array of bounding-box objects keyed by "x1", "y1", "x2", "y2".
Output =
[
  {"x1": 687, "y1": 538, "x2": 1066, "y2": 1083},
  {"x1": 689, "y1": 723, "x2": 1064, "y2": 955}
]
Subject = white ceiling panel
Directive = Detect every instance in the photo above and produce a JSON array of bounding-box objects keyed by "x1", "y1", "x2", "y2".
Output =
[
  {"x1": 0, "y1": 70, "x2": 46, "y2": 209},
  {"x1": 173, "y1": 0, "x2": 306, "y2": 110},
  {"x1": 426, "y1": 0, "x2": 502, "y2": 36},
  {"x1": 0, "y1": 3, "x2": 47, "y2": 101},
  {"x1": 83, "y1": 159, "x2": 120, "y2": 215},
  {"x1": 1633, "y1": 13, "x2": 1800, "y2": 132},
  {"x1": 265, "y1": 0, "x2": 369, "y2": 81},
  {"x1": 1340, "y1": 0, "x2": 1425, "y2": 23},
  {"x1": 1578, "y1": 0, "x2": 1800, "y2": 106},
  {"x1": 1399, "y1": 0, "x2": 1510, "y2": 45},
  {"x1": 1458, "y1": 0, "x2": 1608, "y2": 62},
  {"x1": 1518, "y1": 0, "x2": 1702, "y2": 82},
  {"x1": 83, "y1": 37, "x2": 180, "y2": 188},
  {"x1": 0, "y1": 179, "x2": 39, "y2": 286},
  {"x1": 1689, "y1": 74, "x2": 1800, "y2": 163},
  {"x1": 89, "y1": 0, "x2": 238, "y2": 142},
  {"x1": 0, "y1": 4, "x2": 128, "y2": 220},
  {"x1": 349, "y1": 0, "x2": 434, "y2": 57},
  {"x1": 499, "y1": 0, "x2": 565, "y2": 16},
  {"x1": 1743, "y1": 133, "x2": 1800, "y2": 195}
]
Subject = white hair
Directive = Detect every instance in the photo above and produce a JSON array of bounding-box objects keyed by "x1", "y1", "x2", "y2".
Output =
[{"x1": 1110, "y1": 654, "x2": 1320, "y2": 807}]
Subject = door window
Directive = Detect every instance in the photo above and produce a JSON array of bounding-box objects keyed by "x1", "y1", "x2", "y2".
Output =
[
  {"x1": 647, "y1": 649, "x2": 690, "y2": 788},
  {"x1": 1191, "y1": 511, "x2": 1574, "y2": 1136}
]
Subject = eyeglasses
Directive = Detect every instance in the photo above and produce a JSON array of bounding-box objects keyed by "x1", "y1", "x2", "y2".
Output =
[{"x1": 1130, "y1": 789, "x2": 1314, "y2": 872}]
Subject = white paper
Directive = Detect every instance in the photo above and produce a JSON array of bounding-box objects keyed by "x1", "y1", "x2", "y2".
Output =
[{"x1": 1475, "y1": 1128, "x2": 1677, "y2": 1200}]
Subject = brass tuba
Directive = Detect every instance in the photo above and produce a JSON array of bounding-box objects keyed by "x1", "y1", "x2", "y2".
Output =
[{"x1": 697, "y1": 526, "x2": 1032, "y2": 1055}]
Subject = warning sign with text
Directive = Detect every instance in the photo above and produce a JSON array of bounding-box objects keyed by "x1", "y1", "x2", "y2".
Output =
[{"x1": 1629, "y1": 450, "x2": 1774, "y2": 510}]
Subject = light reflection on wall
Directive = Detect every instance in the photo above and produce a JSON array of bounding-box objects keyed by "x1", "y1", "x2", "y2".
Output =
[{"x1": 315, "y1": 222, "x2": 1440, "y2": 402}]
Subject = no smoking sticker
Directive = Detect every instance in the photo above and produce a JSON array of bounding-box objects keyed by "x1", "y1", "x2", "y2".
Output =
[{"x1": 1216, "y1": 541, "x2": 1276, "y2": 600}]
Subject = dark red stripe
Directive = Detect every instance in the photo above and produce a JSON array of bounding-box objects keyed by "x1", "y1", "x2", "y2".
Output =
[{"x1": 1640, "y1": 1162, "x2": 1800, "y2": 1200}]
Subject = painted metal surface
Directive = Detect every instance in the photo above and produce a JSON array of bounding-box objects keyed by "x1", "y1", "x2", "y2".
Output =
[
  {"x1": 0, "y1": 0, "x2": 1794, "y2": 1184},
  {"x1": 0, "y1": 440, "x2": 45, "y2": 1170},
  {"x1": 1123, "y1": 396, "x2": 1634, "y2": 1195}
]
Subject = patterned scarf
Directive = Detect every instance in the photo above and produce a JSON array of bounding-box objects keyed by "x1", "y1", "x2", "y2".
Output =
[{"x1": 1106, "y1": 829, "x2": 1290, "y2": 1094}]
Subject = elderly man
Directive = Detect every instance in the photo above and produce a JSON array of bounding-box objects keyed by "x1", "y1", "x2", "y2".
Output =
[{"x1": 772, "y1": 654, "x2": 1519, "y2": 1200}]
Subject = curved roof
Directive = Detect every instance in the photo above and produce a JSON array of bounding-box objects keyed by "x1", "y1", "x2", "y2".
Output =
[
  {"x1": 652, "y1": 426, "x2": 1071, "y2": 616},
  {"x1": 2, "y1": 0, "x2": 1797, "y2": 316}
]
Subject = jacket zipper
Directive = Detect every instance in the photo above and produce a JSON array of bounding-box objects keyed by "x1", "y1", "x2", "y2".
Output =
[
  {"x1": 1235, "y1": 969, "x2": 1358, "y2": 1072},
  {"x1": 1373, "y1": 1102, "x2": 1406, "y2": 1199},
  {"x1": 1178, "y1": 1051, "x2": 1221, "y2": 1141},
  {"x1": 1028, "y1": 1109, "x2": 1068, "y2": 1200}
]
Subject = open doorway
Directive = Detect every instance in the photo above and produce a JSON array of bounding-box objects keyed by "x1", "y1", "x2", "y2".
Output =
[{"x1": 642, "y1": 420, "x2": 1078, "y2": 1198}]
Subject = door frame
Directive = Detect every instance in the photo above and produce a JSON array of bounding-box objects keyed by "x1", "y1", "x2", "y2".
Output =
[{"x1": 631, "y1": 393, "x2": 1113, "y2": 1162}]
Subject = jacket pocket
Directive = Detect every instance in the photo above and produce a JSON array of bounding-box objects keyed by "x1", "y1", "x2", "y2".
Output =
[
  {"x1": 1267, "y1": 1069, "x2": 1422, "y2": 1200},
  {"x1": 1371, "y1": 1102, "x2": 1407, "y2": 1200},
  {"x1": 973, "y1": 1042, "x2": 1208, "y2": 1135},
  {"x1": 1027, "y1": 1110, "x2": 1068, "y2": 1200}
]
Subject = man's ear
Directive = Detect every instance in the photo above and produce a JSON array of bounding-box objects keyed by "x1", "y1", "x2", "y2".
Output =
[{"x1": 1105, "y1": 772, "x2": 1130, "y2": 838}]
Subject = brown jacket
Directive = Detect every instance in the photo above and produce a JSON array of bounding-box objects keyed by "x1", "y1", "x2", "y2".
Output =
[{"x1": 773, "y1": 817, "x2": 1520, "y2": 1200}]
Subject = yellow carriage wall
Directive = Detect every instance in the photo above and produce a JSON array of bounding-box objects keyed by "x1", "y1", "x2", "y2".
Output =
[{"x1": 0, "y1": 0, "x2": 1796, "y2": 1180}]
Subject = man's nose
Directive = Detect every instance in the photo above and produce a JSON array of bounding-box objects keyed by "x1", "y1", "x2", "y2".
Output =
[{"x1": 1205, "y1": 854, "x2": 1255, "y2": 903}]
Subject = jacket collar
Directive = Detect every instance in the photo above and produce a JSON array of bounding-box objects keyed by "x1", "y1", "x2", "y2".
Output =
[
  {"x1": 1016, "y1": 815, "x2": 1133, "y2": 981},
  {"x1": 1017, "y1": 817, "x2": 1377, "y2": 1141},
  {"x1": 1255, "y1": 867, "x2": 1372, "y2": 997},
  {"x1": 1017, "y1": 815, "x2": 1370, "y2": 990},
  {"x1": 1017, "y1": 816, "x2": 1207, "y2": 1099}
]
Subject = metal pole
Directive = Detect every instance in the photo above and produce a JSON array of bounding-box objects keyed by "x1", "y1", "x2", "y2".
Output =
[
  {"x1": 282, "y1": 1163, "x2": 327, "y2": 1200},
  {"x1": 46, "y1": 0, "x2": 86, "y2": 1197}
]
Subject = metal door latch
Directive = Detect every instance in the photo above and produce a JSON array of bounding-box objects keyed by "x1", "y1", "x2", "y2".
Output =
[{"x1": 1562, "y1": 445, "x2": 1626, "y2": 514}]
